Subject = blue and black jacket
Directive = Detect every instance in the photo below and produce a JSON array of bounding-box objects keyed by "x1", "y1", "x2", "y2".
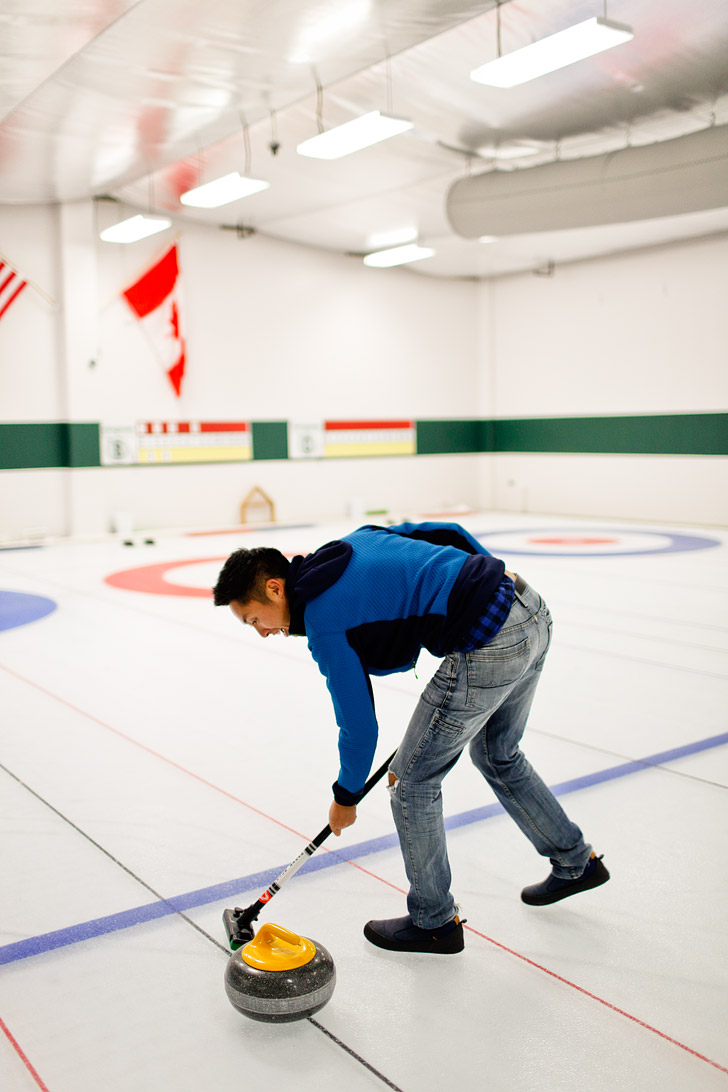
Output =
[{"x1": 286, "y1": 521, "x2": 505, "y2": 804}]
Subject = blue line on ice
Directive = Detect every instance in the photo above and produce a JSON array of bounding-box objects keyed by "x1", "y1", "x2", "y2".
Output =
[{"x1": 2, "y1": 730, "x2": 726, "y2": 965}]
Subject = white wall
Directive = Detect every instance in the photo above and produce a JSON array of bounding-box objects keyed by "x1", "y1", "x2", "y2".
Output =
[
  {"x1": 1, "y1": 202, "x2": 726, "y2": 538},
  {"x1": 485, "y1": 452, "x2": 727, "y2": 526},
  {"x1": 65, "y1": 455, "x2": 483, "y2": 534},
  {"x1": 98, "y1": 217, "x2": 478, "y2": 423},
  {"x1": 0, "y1": 202, "x2": 481, "y2": 538},
  {"x1": 476, "y1": 233, "x2": 728, "y2": 525}
]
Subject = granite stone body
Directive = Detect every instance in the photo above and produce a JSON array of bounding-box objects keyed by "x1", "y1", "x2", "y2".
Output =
[{"x1": 224, "y1": 939, "x2": 336, "y2": 1023}]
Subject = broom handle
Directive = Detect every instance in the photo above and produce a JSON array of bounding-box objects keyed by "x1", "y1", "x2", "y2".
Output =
[{"x1": 247, "y1": 750, "x2": 395, "y2": 914}]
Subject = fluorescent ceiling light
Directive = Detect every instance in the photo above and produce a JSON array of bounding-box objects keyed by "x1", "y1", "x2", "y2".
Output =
[
  {"x1": 99, "y1": 214, "x2": 172, "y2": 244},
  {"x1": 477, "y1": 142, "x2": 540, "y2": 160},
  {"x1": 366, "y1": 227, "x2": 418, "y2": 250},
  {"x1": 297, "y1": 112, "x2": 413, "y2": 160},
  {"x1": 470, "y1": 17, "x2": 634, "y2": 88},
  {"x1": 180, "y1": 172, "x2": 269, "y2": 208},
  {"x1": 363, "y1": 244, "x2": 434, "y2": 268}
]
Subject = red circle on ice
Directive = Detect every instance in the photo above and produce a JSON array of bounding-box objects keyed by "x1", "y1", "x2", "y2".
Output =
[
  {"x1": 105, "y1": 551, "x2": 299, "y2": 597},
  {"x1": 527, "y1": 536, "x2": 619, "y2": 546},
  {"x1": 105, "y1": 558, "x2": 224, "y2": 597}
]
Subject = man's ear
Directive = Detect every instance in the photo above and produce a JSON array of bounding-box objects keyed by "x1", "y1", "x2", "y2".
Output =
[{"x1": 265, "y1": 578, "x2": 286, "y2": 601}]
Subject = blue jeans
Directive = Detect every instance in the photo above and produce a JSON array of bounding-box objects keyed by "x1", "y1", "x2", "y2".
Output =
[{"x1": 389, "y1": 578, "x2": 592, "y2": 928}]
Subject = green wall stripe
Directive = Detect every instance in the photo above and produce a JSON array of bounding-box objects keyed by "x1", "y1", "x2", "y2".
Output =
[
  {"x1": 1, "y1": 414, "x2": 726, "y2": 469},
  {"x1": 67, "y1": 423, "x2": 101, "y2": 467},
  {"x1": 416, "y1": 419, "x2": 492, "y2": 455},
  {"x1": 0, "y1": 423, "x2": 100, "y2": 469},
  {"x1": 0, "y1": 423, "x2": 67, "y2": 469},
  {"x1": 493, "y1": 413, "x2": 728, "y2": 456},
  {"x1": 251, "y1": 421, "x2": 288, "y2": 461}
]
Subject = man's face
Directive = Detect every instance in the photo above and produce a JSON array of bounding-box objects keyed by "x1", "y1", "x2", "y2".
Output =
[{"x1": 230, "y1": 578, "x2": 290, "y2": 638}]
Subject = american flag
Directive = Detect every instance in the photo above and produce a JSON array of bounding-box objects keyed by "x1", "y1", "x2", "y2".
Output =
[{"x1": 0, "y1": 258, "x2": 28, "y2": 322}]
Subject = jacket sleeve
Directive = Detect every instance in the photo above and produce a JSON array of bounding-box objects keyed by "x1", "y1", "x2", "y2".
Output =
[
  {"x1": 308, "y1": 632, "x2": 379, "y2": 804},
  {"x1": 384, "y1": 520, "x2": 492, "y2": 557}
]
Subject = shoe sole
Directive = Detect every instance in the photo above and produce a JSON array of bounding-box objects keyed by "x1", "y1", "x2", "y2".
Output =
[
  {"x1": 521, "y1": 864, "x2": 610, "y2": 906},
  {"x1": 363, "y1": 923, "x2": 464, "y2": 953}
]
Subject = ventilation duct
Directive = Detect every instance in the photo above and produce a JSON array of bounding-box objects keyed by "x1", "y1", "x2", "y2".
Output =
[{"x1": 446, "y1": 123, "x2": 728, "y2": 238}]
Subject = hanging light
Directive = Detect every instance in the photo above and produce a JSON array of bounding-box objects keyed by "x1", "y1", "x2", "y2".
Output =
[
  {"x1": 363, "y1": 243, "x2": 434, "y2": 268},
  {"x1": 182, "y1": 117, "x2": 269, "y2": 208},
  {"x1": 99, "y1": 214, "x2": 172, "y2": 243},
  {"x1": 366, "y1": 227, "x2": 418, "y2": 250},
  {"x1": 477, "y1": 142, "x2": 541, "y2": 160},
  {"x1": 180, "y1": 172, "x2": 269, "y2": 208},
  {"x1": 297, "y1": 111, "x2": 413, "y2": 160},
  {"x1": 470, "y1": 16, "x2": 634, "y2": 88}
]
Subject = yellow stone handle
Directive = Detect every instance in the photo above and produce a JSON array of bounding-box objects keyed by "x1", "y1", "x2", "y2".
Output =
[
  {"x1": 260, "y1": 923, "x2": 302, "y2": 948},
  {"x1": 241, "y1": 922, "x2": 317, "y2": 970}
]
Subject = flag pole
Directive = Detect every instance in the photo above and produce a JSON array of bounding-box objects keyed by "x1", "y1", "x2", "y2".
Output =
[{"x1": 0, "y1": 249, "x2": 58, "y2": 309}]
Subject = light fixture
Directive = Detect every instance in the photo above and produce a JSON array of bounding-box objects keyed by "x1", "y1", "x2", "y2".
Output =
[
  {"x1": 478, "y1": 235, "x2": 497, "y2": 244},
  {"x1": 366, "y1": 227, "x2": 418, "y2": 251},
  {"x1": 470, "y1": 17, "x2": 634, "y2": 88},
  {"x1": 100, "y1": 214, "x2": 172, "y2": 244},
  {"x1": 297, "y1": 111, "x2": 413, "y2": 160},
  {"x1": 363, "y1": 243, "x2": 434, "y2": 268},
  {"x1": 180, "y1": 172, "x2": 269, "y2": 208},
  {"x1": 477, "y1": 142, "x2": 541, "y2": 160}
]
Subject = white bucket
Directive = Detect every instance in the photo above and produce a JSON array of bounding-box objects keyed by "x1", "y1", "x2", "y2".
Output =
[{"x1": 111, "y1": 511, "x2": 134, "y2": 536}]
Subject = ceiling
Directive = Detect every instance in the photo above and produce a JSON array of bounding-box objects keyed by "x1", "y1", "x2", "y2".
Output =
[{"x1": 1, "y1": 0, "x2": 728, "y2": 278}]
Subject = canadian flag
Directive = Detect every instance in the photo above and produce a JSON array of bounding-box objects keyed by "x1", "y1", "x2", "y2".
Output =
[
  {"x1": 0, "y1": 257, "x2": 28, "y2": 322},
  {"x1": 123, "y1": 244, "x2": 186, "y2": 396}
]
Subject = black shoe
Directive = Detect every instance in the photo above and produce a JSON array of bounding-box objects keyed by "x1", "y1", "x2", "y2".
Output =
[
  {"x1": 364, "y1": 913, "x2": 465, "y2": 954},
  {"x1": 521, "y1": 853, "x2": 610, "y2": 906}
]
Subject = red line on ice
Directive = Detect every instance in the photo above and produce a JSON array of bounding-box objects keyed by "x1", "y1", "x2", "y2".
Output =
[
  {"x1": 0, "y1": 1015, "x2": 51, "y2": 1091},
  {"x1": 3, "y1": 664, "x2": 727, "y2": 1076}
]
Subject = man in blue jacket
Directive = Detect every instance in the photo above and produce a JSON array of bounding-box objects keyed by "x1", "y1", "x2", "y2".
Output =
[{"x1": 214, "y1": 522, "x2": 608, "y2": 954}]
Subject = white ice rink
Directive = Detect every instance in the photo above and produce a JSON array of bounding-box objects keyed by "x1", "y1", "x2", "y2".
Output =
[{"x1": 1, "y1": 512, "x2": 727, "y2": 1092}]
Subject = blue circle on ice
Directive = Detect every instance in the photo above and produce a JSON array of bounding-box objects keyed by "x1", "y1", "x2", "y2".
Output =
[{"x1": 0, "y1": 590, "x2": 58, "y2": 631}]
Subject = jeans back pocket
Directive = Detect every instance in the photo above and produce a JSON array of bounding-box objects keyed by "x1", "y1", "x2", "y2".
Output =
[{"x1": 466, "y1": 634, "x2": 531, "y2": 704}]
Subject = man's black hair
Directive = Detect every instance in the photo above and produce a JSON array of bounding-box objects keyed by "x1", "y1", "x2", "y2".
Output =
[{"x1": 213, "y1": 547, "x2": 290, "y2": 606}]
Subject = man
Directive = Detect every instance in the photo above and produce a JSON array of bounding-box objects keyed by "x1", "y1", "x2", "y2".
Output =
[{"x1": 213, "y1": 521, "x2": 608, "y2": 955}]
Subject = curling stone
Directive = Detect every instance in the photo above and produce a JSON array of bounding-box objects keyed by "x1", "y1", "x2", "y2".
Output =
[{"x1": 224, "y1": 922, "x2": 335, "y2": 1023}]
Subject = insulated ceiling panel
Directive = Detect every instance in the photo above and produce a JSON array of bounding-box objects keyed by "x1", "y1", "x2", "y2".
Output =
[{"x1": 1, "y1": 0, "x2": 727, "y2": 277}]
